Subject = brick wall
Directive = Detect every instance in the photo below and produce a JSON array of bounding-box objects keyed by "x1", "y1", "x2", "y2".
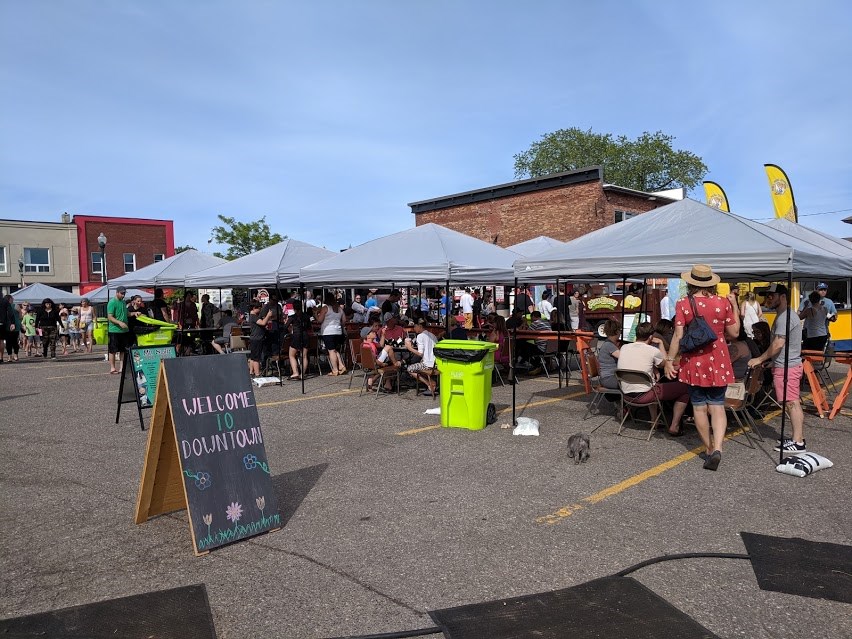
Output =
[
  {"x1": 83, "y1": 222, "x2": 168, "y2": 282},
  {"x1": 414, "y1": 180, "x2": 662, "y2": 247}
]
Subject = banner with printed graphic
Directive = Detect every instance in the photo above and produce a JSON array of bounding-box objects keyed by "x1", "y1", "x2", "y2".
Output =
[
  {"x1": 764, "y1": 164, "x2": 798, "y2": 222},
  {"x1": 702, "y1": 181, "x2": 730, "y2": 212}
]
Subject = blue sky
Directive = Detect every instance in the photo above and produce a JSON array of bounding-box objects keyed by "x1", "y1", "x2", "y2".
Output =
[{"x1": 2, "y1": 0, "x2": 851, "y2": 253}]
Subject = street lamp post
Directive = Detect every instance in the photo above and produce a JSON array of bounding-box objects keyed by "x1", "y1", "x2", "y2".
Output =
[{"x1": 97, "y1": 233, "x2": 107, "y2": 284}]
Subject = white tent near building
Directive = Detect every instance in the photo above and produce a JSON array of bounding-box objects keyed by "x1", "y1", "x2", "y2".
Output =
[
  {"x1": 108, "y1": 249, "x2": 226, "y2": 288},
  {"x1": 506, "y1": 236, "x2": 568, "y2": 257},
  {"x1": 184, "y1": 238, "x2": 334, "y2": 288},
  {"x1": 83, "y1": 284, "x2": 154, "y2": 303},
  {"x1": 10, "y1": 283, "x2": 80, "y2": 305},
  {"x1": 300, "y1": 223, "x2": 520, "y2": 285},
  {"x1": 513, "y1": 199, "x2": 852, "y2": 282}
]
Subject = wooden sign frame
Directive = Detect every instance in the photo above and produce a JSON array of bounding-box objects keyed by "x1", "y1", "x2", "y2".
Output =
[{"x1": 135, "y1": 356, "x2": 280, "y2": 555}]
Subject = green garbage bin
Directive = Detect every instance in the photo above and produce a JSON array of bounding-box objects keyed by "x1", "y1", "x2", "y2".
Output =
[
  {"x1": 93, "y1": 318, "x2": 108, "y2": 347},
  {"x1": 433, "y1": 339, "x2": 498, "y2": 430}
]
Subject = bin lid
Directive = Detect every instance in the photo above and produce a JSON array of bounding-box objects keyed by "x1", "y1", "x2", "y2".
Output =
[
  {"x1": 136, "y1": 314, "x2": 178, "y2": 329},
  {"x1": 434, "y1": 339, "x2": 497, "y2": 363},
  {"x1": 434, "y1": 339, "x2": 497, "y2": 351}
]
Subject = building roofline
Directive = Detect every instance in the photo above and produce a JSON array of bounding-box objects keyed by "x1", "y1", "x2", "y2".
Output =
[
  {"x1": 408, "y1": 166, "x2": 603, "y2": 214},
  {"x1": 602, "y1": 184, "x2": 680, "y2": 202},
  {"x1": 0, "y1": 218, "x2": 74, "y2": 226}
]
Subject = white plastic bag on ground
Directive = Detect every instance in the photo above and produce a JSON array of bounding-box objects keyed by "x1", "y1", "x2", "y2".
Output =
[{"x1": 513, "y1": 417, "x2": 540, "y2": 436}]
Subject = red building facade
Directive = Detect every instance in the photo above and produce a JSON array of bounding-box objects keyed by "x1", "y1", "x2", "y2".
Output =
[
  {"x1": 74, "y1": 215, "x2": 175, "y2": 293},
  {"x1": 408, "y1": 167, "x2": 677, "y2": 247}
]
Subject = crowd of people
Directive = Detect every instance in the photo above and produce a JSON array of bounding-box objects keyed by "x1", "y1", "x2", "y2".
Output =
[{"x1": 0, "y1": 295, "x2": 98, "y2": 363}]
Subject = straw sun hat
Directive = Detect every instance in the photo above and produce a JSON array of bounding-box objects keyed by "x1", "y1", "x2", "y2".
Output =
[{"x1": 681, "y1": 264, "x2": 721, "y2": 287}]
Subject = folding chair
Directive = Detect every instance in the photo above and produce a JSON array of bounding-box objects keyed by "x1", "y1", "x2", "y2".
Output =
[
  {"x1": 562, "y1": 338, "x2": 581, "y2": 378},
  {"x1": 492, "y1": 337, "x2": 510, "y2": 387},
  {"x1": 347, "y1": 337, "x2": 364, "y2": 389},
  {"x1": 537, "y1": 338, "x2": 563, "y2": 381},
  {"x1": 615, "y1": 369, "x2": 668, "y2": 441},
  {"x1": 359, "y1": 345, "x2": 400, "y2": 398},
  {"x1": 582, "y1": 349, "x2": 621, "y2": 420},
  {"x1": 307, "y1": 335, "x2": 327, "y2": 376},
  {"x1": 725, "y1": 367, "x2": 765, "y2": 448},
  {"x1": 414, "y1": 366, "x2": 440, "y2": 399},
  {"x1": 811, "y1": 341, "x2": 838, "y2": 395}
]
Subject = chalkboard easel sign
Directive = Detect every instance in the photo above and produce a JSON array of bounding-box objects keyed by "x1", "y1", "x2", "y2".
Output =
[
  {"x1": 116, "y1": 345, "x2": 177, "y2": 430},
  {"x1": 134, "y1": 354, "x2": 280, "y2": 555}
]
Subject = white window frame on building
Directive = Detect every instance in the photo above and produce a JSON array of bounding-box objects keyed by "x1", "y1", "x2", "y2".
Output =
[
  {"x1": 23, "y1": 247, "x2": 51, "y2": 273},
  {"x1": 153, "y1": 253, "x2": 164, "y2": 262},
  {"x1": 0, "y1": 245, "x2": 7, "y2": 274},
  {"x1": 614, "y1": 210, "x2": 638, "y2": 223},
  {"x1": 124, "y1": 252, "x2": 136, "y2": 273},
  {"x1": 91, "y1": 252, "x2": 103, "y2": 276}
]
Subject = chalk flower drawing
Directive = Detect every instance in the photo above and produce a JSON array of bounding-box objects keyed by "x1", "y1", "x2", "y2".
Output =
[
  {"x1": 203, "y1": 514, "x2": 212, "y2": 526},
  {"x1": 243, "y1": 454, "x2": 258, "y2": 469},
  {"x1": 256, "y1": 496, "x2": 265, "y2": 511},
  {"x1": 225, "y1": 502, "x2": 243, "y2": 524},
  {"x1": 195, "y1": 471, "x2": 212, "y2": 490}
]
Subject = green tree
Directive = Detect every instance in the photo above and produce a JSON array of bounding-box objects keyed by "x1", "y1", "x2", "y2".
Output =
[
  {"x1": 513, "y1": 128, "x2": 707, "y2": 192},
  {"x1": 174, "y1": 245, "x2": 196, "y2": 253},
  {"x1": 210, "y1": 215, "x2": 285, "y2": 260}
]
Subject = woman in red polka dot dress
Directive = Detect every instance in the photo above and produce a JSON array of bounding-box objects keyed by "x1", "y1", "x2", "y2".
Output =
[{"x1": 664, "y1": 265, "x2": 741, "y2": 471}]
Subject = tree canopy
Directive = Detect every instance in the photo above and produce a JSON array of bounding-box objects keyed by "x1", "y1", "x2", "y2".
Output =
[
  {"x1": 513, "y1": 128, "x2": 707, "y2": 192},
  {"x1": 210, "y1": 215, "x2": 285, "y2": 261},
  {"x1": 174, "y1": 244, "x2": 196, "y2": 254}
]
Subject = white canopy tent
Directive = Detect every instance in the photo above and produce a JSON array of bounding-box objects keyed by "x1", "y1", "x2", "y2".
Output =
[
  {"x1": 300, "y1": 223, "x2": 520, "y2": 285},
  {"x1": 506, "y1": 236, "x2": 568, "y2": 257},
  {"x1": 184, "y1": 239, "x2": 334, "y2": 288},
  {"x1": 765, "y1": 218, "x2": 852, "y2": 261},
  {"x1": 83, "y1": 284, "x2": 154, "y2": 303},
  {"x1": 513, "y1": 199, "x2": 852, "y2": 282},
  {"x1": 107, "y1": 249, "x2": 226, "y2": 288},
  {"x1": 10, "y1": 283, "x2": 80, "y2": 305}
]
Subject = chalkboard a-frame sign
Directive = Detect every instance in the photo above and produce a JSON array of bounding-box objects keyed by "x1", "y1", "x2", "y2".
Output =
[{"x1": 134, "y1": 354, "x2": 281, "y2": 555}]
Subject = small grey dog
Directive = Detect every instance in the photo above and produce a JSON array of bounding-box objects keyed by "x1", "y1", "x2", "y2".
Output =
[{"x1": 567, "y1": 432, "x2": 590, "y2": 464}]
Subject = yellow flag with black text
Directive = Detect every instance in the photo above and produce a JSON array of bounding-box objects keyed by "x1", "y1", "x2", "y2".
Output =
[
  {"x1": 764, "y1": 164, "x2": 797, "y2": 221},
  {"x1": 703, "y1": 181, "x2": 730, "y2": 212}
]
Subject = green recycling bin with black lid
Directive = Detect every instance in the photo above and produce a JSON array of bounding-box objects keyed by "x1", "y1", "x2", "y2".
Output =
[{"x1": 433, "y1": 339, "x2": 498, "y2": 430}]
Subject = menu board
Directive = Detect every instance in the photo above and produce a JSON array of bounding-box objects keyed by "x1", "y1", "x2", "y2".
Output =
[
  {"x1": 117, "y1": 345, "x2": 176, "y2": 429},
  {"x1": 135, "y1": 353, "x2": 280, "y2": 555}
]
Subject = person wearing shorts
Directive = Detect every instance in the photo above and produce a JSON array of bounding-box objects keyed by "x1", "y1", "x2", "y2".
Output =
[
  {"x1": 78, "y1": 298, "x2": 96, "y2": 353},
  {"x1": 748, "y1": 283, "x2": 806, "y2": 454}
]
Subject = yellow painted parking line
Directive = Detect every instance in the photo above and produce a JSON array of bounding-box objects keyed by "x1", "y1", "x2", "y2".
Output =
[
  {"x1": 256, "y1": 388, "x2": 360, "y2": 407},
  {"x1": 47, "y1": 372, "x2": 113, "y2": 380},
  {"x1": 398, "y1": 424, "x2": 442, "y2": 436}
]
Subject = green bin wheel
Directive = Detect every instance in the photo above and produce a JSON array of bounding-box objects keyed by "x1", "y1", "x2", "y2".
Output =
[{"x1": 486, "y1": 403, "x2": 497, "y2": 425}]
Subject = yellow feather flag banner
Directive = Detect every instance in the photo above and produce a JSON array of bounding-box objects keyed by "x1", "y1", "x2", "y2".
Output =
[
  {"x1": 703, "y1": 181, "x2": 730, "y2": 212},
  {"x1": 764, "y1": 164, "x2": 798, "y2": 222}
]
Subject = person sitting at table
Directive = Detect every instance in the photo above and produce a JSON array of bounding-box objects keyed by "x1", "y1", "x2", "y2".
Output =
[
  {"x1": 212, "y1": 310, "x2": 237, "y2": 354},
  {"x1": 247, "y1": 302, "x2": 269, "y2": 377},
  {"x1": 360, "y1": 317, "x2": 382, "y2": 339},
  {"x1": 447, "y1": 315, "x2": 468, "y2": 340},
  {"x1": 727, "y1": 325, "x2": 761, "y2": 381},
  {"x1": 363, "y1": 328, "x2": 399, "y2": 392},
  {"x1": 617, "y1": 322, "x2": 690, "y2": 437},
  {"x1": 485, "y1": 314, "x2": 510, "y2": 368},
  {"x1": 652, "y1": 318, "x2": 675, "y2": 352},
  {"x1": 526, "y1": 311, "x2": 552, "y2": 375},
  {"x1": 379, "y1": 316, "x2": 407, "y2": 348},
  {"x1": 596, "y1": 319, "x2": 621, "y2": 391},
  {"x1": 404, "y1": 318, "x2": 439, "y2": 396},
  {"x1": 506, "y1": 307, "x2": 527, "y2": 331},
  {"x1": 549, "y1": 309, "x2": 568, "y2": 332}
]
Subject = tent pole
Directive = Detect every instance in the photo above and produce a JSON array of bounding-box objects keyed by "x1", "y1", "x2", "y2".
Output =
[
  {"x1": 640, "y1": 277, "x2": 647, "y2": 326},
  {"x1": 445, "y1": 279, "x2": 450, "y2": 334},
  {"x1": 620, "y1": 276, "x2": 627, "y2": 341},
  {"x1": 299, "y1": 282, "x2": 306, "y2": 395},
  {"x1": 556, "y1": 277, "x2": 562, "y2": 389},
  {"x1": 778, "y1": 272, "x2": 794, "y2": 464},
  {"x1": 512, "y1": 276, "x2": 518, "y2": 427}
]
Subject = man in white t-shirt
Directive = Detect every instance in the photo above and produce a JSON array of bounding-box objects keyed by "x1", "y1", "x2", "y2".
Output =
[
  {"x1": 459, "y1": 287, "x2": 475, "y2": 329},
  {"x1": 405, "y1": 319, "x2": 438, "y2": 395}
]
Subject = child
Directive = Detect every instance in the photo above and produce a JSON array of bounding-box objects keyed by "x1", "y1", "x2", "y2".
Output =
[
  {"x1": 248, "y1": 302, "x2": 269, "y2": 377},
  {"x1": 363, "y1": 329, "x2": 398, "y2": 392},
  {"x1": 68, "y1": 307, "x2": 81, "y2": 352},
  {"x1": 58, "y1": 308, "x2": 70, "y2": 355},
  {"x1": 22, "y1": 308, "x2": 37, "y2": 357}
]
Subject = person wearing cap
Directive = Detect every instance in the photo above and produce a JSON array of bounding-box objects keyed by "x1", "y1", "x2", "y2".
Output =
[
  {"x1": 107, "y1": 287, "x2": 129, "y2": 374},
  {"x1": 664, "y1": 265, "x2": 740, "y2": 471},
  {"x1": 749, "y1": 283, "x2": 806, "y2": 454},
  {"x1": 799, "y1": 282, "x2": 837, "y2": 329}
]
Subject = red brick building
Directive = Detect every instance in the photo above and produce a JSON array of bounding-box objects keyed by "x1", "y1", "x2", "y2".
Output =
[
  {"x1": 74, "y1": 215, "x2": 175, "y2": 294},
  {"x1": 408, "y1": 166, "x2": 680, "y2": 247}
]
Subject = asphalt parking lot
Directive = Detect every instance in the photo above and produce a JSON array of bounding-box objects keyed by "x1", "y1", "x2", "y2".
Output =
[{"x1": 1, "y1": 348, "x2": 850, "y2": 638}]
